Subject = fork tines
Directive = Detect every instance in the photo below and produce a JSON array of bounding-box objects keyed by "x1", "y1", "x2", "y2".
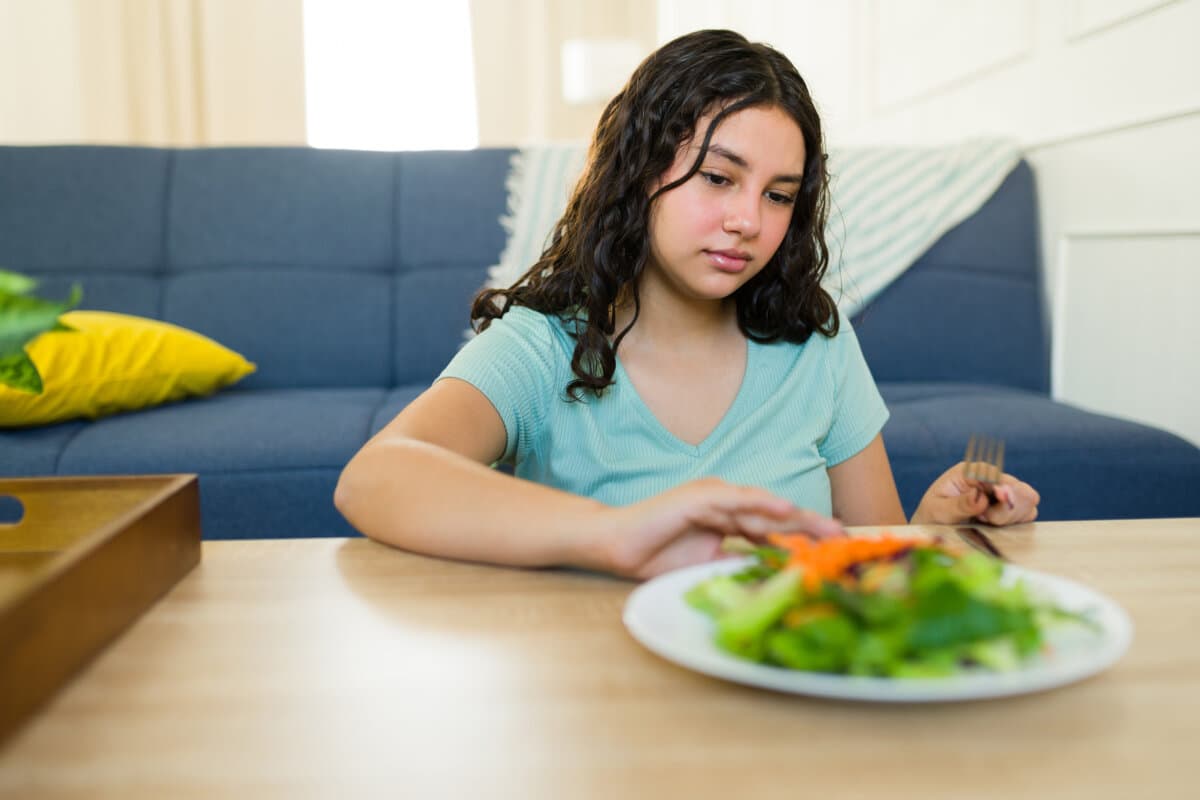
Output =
[{"x1": 964, "y1": 434, "x2": 1005, "y2": 485}]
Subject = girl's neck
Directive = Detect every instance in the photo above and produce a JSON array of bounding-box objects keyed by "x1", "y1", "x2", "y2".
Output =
[{"x1": 613, "y1": 280, "x2": 740, "y2": 353}]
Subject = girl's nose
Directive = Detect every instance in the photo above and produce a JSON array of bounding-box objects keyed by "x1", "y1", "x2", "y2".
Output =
[{"x1": 722, "y1": 194, "x2": 760, "y2": 237}]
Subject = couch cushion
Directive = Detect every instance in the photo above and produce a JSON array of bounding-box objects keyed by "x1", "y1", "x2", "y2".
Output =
[
  {"x1": 163, "y1": 148, "x2": 399, "y2": 390},
  {"x1": 395, "y1": 149, "x2": 513, "y2": 268},
  {"x1": 391, "y1": 149, "x2": 511, "y2": 385},
  {"x1": 854, "y1": 162, "x2": 1049, "y2": 393},
  {"x1": 0, "y1": 146, "x2": 168, "y2": 272},
  {"x1": 0, "y1": 420, "x2": 87, "y2": 475},
  {"x1": 195, "y1": 469, "x2": 358, "y2": 539},
  {"x1": 880, "y1": 383, "x2": 1200, "y2": 520},
  {"x1": 392, "y1": 268, "x2": 485, "y2": 385},
  {"x1": 55, "y1": 388, "x2": 381, "y2": 474},
  {"x1": 369, "y1": 386, "x2": 426, "y2": 435},
  {"x1": 162, "y1": 270, "x2": 393, "y2": 389},
  {"x1": 168, "y1": 148, "x2": 395, "y2": 271},
  {"x1": 47, "y1": 388, "x2": 389, "y2": 538},
  {"x1": 854, "y1": 266, "x2": 1045, "y2": 389},
  {"x1": 18, "y1": 274, "x2": 163, "y2": 321}
]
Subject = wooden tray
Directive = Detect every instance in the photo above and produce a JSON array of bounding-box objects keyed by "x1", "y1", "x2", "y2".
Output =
[{"x1": 0, "y1": 474, "x2": 201, "y2": 744}]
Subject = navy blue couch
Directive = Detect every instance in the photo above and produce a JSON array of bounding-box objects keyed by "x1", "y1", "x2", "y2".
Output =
[{"x1": 2, "y1": 145, "x2": 1198, "y2": 538}]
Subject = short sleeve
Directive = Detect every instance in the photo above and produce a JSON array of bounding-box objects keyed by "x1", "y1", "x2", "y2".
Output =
[
  {"x1": 819, "y1": 320, "x2": 890, "y2": 466},
  {"x1": 437, "y1": 307, "x2": 563, "y2": 462}
]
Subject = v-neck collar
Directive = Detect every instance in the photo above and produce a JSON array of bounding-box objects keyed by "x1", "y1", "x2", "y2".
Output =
[{"x1": 613, "y1": 339, "x2": 757, "y2": 457}]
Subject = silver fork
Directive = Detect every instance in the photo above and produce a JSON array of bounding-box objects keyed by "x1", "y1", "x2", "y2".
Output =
[
  {"x1": 958, "y1": 434, "x2": 1010, "y2": 562},
  {"x1": 963, "y1": 433, "x2": 1005, "y2": 502}
]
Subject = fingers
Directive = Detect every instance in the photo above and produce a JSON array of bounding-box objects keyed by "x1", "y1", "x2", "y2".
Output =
[
  {"x1": 945, "y1": 486, "x2": 990, "y2": 524},
  {"x1": 699, "y1": 482, "x2": 797, "y2": 518},
  {"x1": 636, "y1": 532, "x2": 726, "y2": 579},
  {"x1": 756, "y1": 508, "x2": 845, "y2": 540},
  {"x1": 616, "y1": 479, "x2": 845, "y2": 578},
  {"x1": 977, "y1": 475, "x2": 1039, "y2": 526},
  {"x1": 911, "y1": 479, "x2": 989, "y2": 525},
  {"x1": 702, "y1": 506, "x2": 843, "y2": 543},
  {"x1": 688, "y1": 480, "x2": 842, "y2": 538},
  {"x1": 1006, "y1": 475, "x2": 1040, "y2": 508}
]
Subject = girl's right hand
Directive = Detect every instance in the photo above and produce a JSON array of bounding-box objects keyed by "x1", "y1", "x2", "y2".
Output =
[{"x1": 589, "y1": 478, "x2": 844, "y2": 580}]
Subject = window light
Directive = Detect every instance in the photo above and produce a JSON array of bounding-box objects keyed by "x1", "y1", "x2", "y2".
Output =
[{"x1": 303, "y1": 0, "x2": 478, "y2": 151}]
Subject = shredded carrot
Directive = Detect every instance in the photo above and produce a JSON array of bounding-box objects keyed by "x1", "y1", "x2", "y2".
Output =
[{"x1": 766, "y1": 532, "x2": 931, "y2": 592}]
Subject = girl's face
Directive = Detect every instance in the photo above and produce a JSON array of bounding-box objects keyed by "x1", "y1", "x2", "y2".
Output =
[{"x1": 644, "y1": 104, "x2": 806, "y2": 306}]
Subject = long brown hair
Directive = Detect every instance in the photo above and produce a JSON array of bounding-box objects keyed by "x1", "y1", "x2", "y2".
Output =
[{"x1": 472, "y1": 29, "x2": 837, "y2": 399}]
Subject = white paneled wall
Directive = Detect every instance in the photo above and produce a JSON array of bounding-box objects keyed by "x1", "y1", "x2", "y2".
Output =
[
  {"x1": 1065, "y1": 0, "x2": 1180, "y2": 38},
  {"x1": 1035, "y1": 112, "x2": 1200, "y2": 445},
  {"x1": 659, "y1": 0, "x2": 1200, "y2": 445},
  {"x1": 1053, "y1": 231, "x2": 1200, "y2": 442},
  {"x1": 872, "y1": 0, "x2": 1035, "y2": 110},
  {"x1": 841, "y1": 0, "x2": 1200, "y2": 148},
  {"x1": 658, "y1": 1, "x2": 859, "y2": 141}
]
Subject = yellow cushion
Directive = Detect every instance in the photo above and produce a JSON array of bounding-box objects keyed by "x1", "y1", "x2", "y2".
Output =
[{"x1": 0, "y1": 311, "x2": 256, "y2": 427}]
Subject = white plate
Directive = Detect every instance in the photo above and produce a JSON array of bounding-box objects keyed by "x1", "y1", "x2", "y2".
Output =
[{"x1": 623, "y1": 558, "x2": 1133, "y2": 703}]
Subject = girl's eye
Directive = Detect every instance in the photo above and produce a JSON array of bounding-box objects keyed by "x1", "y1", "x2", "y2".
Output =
[{"x1": 700, "y1": 171, "x2": 794, "y2": 205}]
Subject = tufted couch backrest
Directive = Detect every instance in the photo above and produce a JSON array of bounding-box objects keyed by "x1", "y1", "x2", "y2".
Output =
[
  {"x1": 850, "y1": 160, "x2": 1047, "y2": 393},
  {"x1": 0, "y1": 146, "x2": 512, "y2": 391},
  {"x1": 0, "y1": 146, "x2": 1046, "y2": 393}
]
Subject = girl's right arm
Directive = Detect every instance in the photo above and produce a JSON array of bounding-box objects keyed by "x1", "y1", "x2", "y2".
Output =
[
  {"x1": 335, "y1": 377, "x2": 614, "y2": 570},
  {"x1": 334, "y1": 378, "x2": 842, "y2": 578}
]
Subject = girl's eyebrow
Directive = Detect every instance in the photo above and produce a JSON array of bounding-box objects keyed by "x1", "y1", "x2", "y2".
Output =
[{"x1": 707, "y1": 143, "x2": 804, "y2": 184}]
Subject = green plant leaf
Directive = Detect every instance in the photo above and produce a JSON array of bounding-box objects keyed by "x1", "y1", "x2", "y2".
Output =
[
  {"x1": 0, "y1": 349, "x2": 43, "y2": 394},
  {"x1": 0, "y1": 271, "x2": 82, "y2": 394},
  {"x1": 0, "y1": 269, "x2": 38, "y2": 296},
  {"x1": 0, "y1": 284, "x2": 81, "y2": 358}
]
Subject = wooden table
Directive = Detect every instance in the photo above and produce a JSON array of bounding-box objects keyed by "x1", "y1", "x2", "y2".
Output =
[{"x1": 0, "y1": 518, "x2": 1196, "y2": 798}]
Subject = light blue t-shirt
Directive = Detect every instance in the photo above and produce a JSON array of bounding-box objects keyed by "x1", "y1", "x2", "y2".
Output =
[{"x1": 439, "y1": 306, "x2": 889, "y2": 515}]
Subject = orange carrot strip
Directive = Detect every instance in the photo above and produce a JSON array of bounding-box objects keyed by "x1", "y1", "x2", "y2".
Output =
[{"x1": 766, "y1": 532, "x2": 933, "y2": 592}]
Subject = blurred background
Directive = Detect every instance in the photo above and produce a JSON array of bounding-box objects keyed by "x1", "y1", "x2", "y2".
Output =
[{"x1": 1, "y1": 0, "x2": 1196, "y2": 446}]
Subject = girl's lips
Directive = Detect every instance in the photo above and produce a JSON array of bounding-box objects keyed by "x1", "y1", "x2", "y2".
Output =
[{"x1": 705, "y1": 249, "x2": 751, "y2": 272}]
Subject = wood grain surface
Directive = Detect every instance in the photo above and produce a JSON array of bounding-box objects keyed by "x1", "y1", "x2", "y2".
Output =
[{"x1": 0, "y1": 518, "x2": 1196, "y2": 799}]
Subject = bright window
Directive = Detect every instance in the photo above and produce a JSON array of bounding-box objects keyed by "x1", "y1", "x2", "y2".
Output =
[{"x1": 302, "y1": 0, "x2": 478, "y2": 151}]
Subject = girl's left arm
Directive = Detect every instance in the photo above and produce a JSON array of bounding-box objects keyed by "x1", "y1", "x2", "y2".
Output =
[{"x1": 828, "y1": 433, "x2": 908, "y2": 526}]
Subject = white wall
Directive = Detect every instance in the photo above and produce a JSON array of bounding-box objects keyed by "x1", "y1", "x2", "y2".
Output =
[
  {"x1": 471, "y1": 0, "x2": 657, "y2": 146},
  {"x1": 660, "y1": 0, "x2": 1200, "y2": 446}
]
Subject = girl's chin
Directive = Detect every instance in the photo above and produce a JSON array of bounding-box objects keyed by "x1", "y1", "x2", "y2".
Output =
[
  {"x1": 640, "y1": 265, "x2": 750, "y2": 303},
  {"x1": 682, "y1": 279, "x2": 745, "y2": 303}
]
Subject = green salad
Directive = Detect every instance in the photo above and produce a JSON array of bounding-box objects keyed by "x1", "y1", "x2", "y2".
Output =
[{"x1": 685, "y1": 534, "x2": 1094, "y2": 678}]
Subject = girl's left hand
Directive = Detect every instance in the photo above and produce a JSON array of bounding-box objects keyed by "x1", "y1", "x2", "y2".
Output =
[{"x1": 910, "y1": 463, "x2": 1040, "y2": 526}]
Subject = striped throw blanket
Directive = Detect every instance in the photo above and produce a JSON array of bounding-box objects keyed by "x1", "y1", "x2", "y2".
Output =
[{"x1": 485, "y1": 139, "x2": 1020, "y2": 318}]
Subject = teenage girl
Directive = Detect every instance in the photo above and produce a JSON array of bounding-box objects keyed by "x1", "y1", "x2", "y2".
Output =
[{"x1": 335, "y1": 29, "x2": 1039, "y2": 579}]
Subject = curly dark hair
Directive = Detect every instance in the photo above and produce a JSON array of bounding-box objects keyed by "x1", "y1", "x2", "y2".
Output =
[{"x1": 472, "y1": 28, "x2": 837, "y2": 399}]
